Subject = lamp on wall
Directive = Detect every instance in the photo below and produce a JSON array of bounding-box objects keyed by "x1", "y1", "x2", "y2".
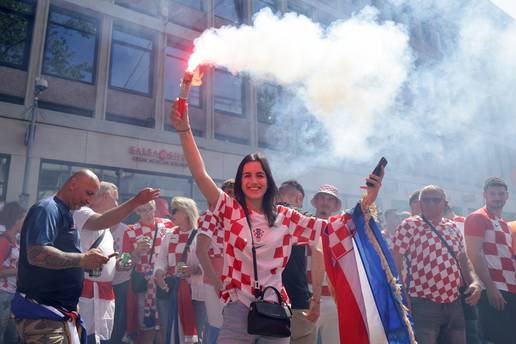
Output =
[{"x1": 19, "y1": 76, "x2": 48, "y2": 208}]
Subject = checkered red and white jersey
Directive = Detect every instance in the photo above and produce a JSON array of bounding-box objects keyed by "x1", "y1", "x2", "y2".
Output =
[
  {"x1": 154, "y1": 226, "x2": 196, "y2": 276},
  {"x1": 210, "y1": 191, "x2": 325, "y2": 307},
  {"x1": 122, "y1": 218, "x2": 173, "y2": 273},
  {"x1": 465, "y1": 208, "x2": 516, "y2": 294},
  {"x1": 0, "y1": 236, "x2": 18, "y2": 293},
  {"x1": 393, "y1": 216, "x2": 464, "y2": 303},
  {"x1": 197, "y1": 211, "x2": 224, "y2": 258}
]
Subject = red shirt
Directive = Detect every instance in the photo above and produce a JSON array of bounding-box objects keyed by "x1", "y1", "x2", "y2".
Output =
[
  {"x1": 465, "y1": 208, "x2": 516, "y2": 293},
  {"x1": 393, "y1": 216, "x2": 463, "y2": 303}
]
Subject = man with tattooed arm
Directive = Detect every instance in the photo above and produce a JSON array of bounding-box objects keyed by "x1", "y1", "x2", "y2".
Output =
[{"x1": 11, "y1": 169, "x2": 159, "y2": 343}]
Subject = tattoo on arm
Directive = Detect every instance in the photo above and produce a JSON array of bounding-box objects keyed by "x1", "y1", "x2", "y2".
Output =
[{"x1": 27, "y1": 245, "x2": 82, "y2": 269}]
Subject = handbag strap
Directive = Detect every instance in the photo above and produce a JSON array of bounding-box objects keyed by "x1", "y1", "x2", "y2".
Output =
[
  {"x1": 244, "y1": 211, "x2": 262, "y2": 298},
  {"x1": 261, "y1": 286, "x2": 286, "y2": 304},
  {"x1": 179, "y1": 229, "x2": 198, "y2": 263},
  {"x1": 89, "y1": 230, "x2": 106, "y2": 250},
  {"x1": 147, "y1": 221, "x2": 160, "y2": 266},
  {"x1": 421, "y1": 216, "x2": 467, "y2": 286}
]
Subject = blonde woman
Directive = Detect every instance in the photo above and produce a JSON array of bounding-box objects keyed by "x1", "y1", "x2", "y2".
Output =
[{"x1": 155, "y1": 197, "x2": 206, "y2": 344}]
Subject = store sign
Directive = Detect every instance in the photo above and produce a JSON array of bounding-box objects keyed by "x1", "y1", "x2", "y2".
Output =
[{"x1": 129, "y1": 146, "x2": 187, "y2": 167}]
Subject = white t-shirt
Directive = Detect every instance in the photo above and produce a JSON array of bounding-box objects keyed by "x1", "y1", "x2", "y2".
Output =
[
  {"x1": 111, "y1": 222, "x2": 131, "y2": 285},
  {"x1": 73, "y1": 207, "x2": 116, "y2": 282}
]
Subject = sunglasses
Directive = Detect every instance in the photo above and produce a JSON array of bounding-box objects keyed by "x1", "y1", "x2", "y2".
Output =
[
  {"x1": 170, "y1": 208, "x2": 180, "y2": 215},
  {"x1": 420, "y1": 197, "x2": 443, "y2": 204}
]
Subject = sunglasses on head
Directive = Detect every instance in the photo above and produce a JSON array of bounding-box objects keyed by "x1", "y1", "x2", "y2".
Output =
[{"x1": 420, "y1": 197, "x2": 443, "y2": 204}]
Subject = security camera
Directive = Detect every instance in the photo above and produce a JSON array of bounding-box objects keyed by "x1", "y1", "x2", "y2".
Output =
[{"x1": 34, "y1": 77, "x2": 48, "y2": 94}]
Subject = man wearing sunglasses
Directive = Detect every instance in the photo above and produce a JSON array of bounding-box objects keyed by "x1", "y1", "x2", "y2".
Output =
[{"x1": 392, "y1": 185, "x2": 481, "y2": 344}]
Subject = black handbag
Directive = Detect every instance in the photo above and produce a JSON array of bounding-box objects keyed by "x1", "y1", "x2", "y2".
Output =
[
  {"x1": 131, "y1": 222, "x2": 159, "y2": 293},
  {"x1": 156, "y1": 229, "x2": 197, "y2": 300},
  {"x1": 422, "y1": 217, "x2": 479, "y2": 321},
  {"x1": 244, "y1": 213, "x2": 292, "y2": 338}
]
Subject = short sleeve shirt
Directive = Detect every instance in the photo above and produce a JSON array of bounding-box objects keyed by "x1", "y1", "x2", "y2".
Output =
[
  {"x1": 393, "y1": 216, "x2": 464, "y2": 303},
  {"x1": 154, "y1": 226, "x2": 196, "y2": 276},
  {"x1": 122, "y1": 218, "x2": 173, "y2": 274},
  {"x1": 464, "y1": 208, "x2": 516, "y2": 293},
  {"x1": 209, "y1": 191, "x2": 325, "y2": 307},
  {"x1": 73, "y1": 207, "x2": 116, "y2": 282},
  {"x1": 17, "y1": 196, "x2": 83, "y2": 311},
  {"x1": 197, "y1": 210, "x2": 225, "y2": 258}
]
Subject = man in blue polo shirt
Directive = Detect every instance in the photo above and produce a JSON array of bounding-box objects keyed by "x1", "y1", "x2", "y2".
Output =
[{"x1": 13, "y1": 169, "x2": 159, "y2": 343}]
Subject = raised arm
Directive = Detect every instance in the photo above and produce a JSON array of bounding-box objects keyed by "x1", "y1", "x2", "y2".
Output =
[
  {"x1": 82, "y1": 188, "x2": 160, "y2": 231},
  {"x1": 170, "y1": 103, "x2": 219, "y2": 206}
]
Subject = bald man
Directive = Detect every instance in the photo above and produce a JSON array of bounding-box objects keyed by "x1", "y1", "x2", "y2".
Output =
[{"x1": 12, "y1": 169, "x2": 160, "y2": 343}]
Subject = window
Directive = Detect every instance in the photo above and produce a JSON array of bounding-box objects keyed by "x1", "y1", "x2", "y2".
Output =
[
  {"x1": 115, "y1": 0, "x2": 159, "y2": 17},
  {"x1": 214, "y1": 69, "x2": 244, "y2": 116},
  {"x1": 0, "y1": 0, "x2": 35, "y2": 69},
  {"x1": 110, "y1": 26, "x2": 153, "y2": 95},
  {"x1": 42, "y1": 7, "x2": 98, "y2": 83},
  {"x1": 287, "y1": 1, "x2": 313, "y2": 18},
  {"x1": 214, "y1": 0, "x2": 245, "y2": 23},
  {"x1": 253, "y1": 0, "x2": 277, "y2": 14},
  {"x1": 38, "y1": 160, "x2": 117, "y2": 200},
  {"x1": 174, "y1": 0, "x2": 202, "y2": 11},
  {"x1": 257, "y1": 83, "x2": 280, "y2": 124},
  {"x1": 0, "y1": 154, "x2": 10, "y2": 201},
  {"x1": 164, "y1": 46, "x2": 201, "y2": 106},
  {"x1": 38, "y1": 160, "x2": 195, "y2": 207}
]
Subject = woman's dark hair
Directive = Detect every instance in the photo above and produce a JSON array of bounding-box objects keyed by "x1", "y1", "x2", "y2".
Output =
[
  {"x1": 0, "y1": 201, "x2": 25, "y2": 230},
  {"x1": 234, "y1": 153, "x2": 278, "y2": 226}
]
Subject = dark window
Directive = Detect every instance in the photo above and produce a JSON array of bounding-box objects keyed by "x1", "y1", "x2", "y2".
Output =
[
  {"x1": 115, "y1": 0, "x2": 159, "y2": 17},
  {"x1": 214, "y1": 0, "x2": 245, "y2": 23},
  {"x1": 175, "y1": 0, "x2": 202, "y2": 11},
  {"x1": 252, "y1": 0, "x2": 277, "y2": 14},
  {"x1": 0, "y1": 0, "x2": 35, "y2": 69},
  {"x1": 257, "y1": 83, "x2": 280, "y2": 124},
  {"x1": 164, "y1": 46, "x2": 201, "y2": 106},
  {"x1": 42, "y1": 7, "x2": 98, "y2": 83},
  {"x1": 214, "y1": 69, "x2": 244, "y2": 116},
  {"x1": 0, "y1": 154, "x2": 11, "y2": 201},
  {"x1": 110, "y1": 26, "x2": 153, "y2": 95},
  {"x1": 287, "y1": 1, "x2": 313, "y2": 18},
  {"x1": 37, "y1": 160, "x2": 197, "y2": 214}
]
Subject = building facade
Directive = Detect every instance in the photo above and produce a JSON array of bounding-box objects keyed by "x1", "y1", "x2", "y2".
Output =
[{"x1": 1, "y1": 0, "x2": 515, "y2": 217}]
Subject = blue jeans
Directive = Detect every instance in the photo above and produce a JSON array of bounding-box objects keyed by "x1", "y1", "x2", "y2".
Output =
[
  {"x1": 0, "y1": 290, "x2": 18, "y2": 344},
  {"x1": 111, "y1": 281, "x2": 129, "y2": 344}
]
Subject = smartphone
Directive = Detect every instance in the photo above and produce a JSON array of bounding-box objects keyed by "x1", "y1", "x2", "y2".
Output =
[{"x1": 366, "y1": 157, "x2": 388, "y2": 187}]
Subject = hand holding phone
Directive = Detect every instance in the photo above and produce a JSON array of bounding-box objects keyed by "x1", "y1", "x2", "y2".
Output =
[{"x1": 366, "y1": 157, "x2": 388, "y2": 187}]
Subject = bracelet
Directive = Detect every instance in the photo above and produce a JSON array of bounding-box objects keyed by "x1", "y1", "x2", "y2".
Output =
[{"x1": 176, "y1": 127, "x2": 191, "y2": 133}]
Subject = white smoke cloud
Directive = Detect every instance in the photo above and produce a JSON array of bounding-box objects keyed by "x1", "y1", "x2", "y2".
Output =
[
  {"x1": 189, "y1": 1, "x2": 516, "y2": 193},
  {"x1": 189, "y1": 7, "x2": 412, "y2": 159}
]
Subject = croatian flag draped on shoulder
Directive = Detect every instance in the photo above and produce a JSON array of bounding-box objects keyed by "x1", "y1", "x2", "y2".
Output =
[{"x1": 322, "y1": 202, "x2": 416, "y2": 344}]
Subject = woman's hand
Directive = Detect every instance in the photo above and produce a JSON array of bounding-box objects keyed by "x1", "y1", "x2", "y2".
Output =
[
  {"x1": 155, "y1": 269, "x2": 169, "y2": 292},
  {"x1": 360, "y1": 166, "x2": 384, "y2": 208},
  {"x1": 170, "y1": 101, "x2": 191, "y2": 132}
]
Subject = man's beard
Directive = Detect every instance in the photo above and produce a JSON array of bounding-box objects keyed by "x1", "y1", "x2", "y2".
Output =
[{"x1": 488, "y1": 201, "x2": 505, "y2": 210}]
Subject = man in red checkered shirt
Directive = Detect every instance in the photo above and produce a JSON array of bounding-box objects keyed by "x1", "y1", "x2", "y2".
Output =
[
  {"x1": 392, "y1": 185, "x2": 481, "y2": 344},
  {"x1": 465, "y1": 177, "x2": 516, "y2": 344}
]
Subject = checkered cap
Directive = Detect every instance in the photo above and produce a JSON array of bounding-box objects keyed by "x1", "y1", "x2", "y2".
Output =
[{"x1": 313, "y1": 184, "x2": 342, "y2": 209}]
